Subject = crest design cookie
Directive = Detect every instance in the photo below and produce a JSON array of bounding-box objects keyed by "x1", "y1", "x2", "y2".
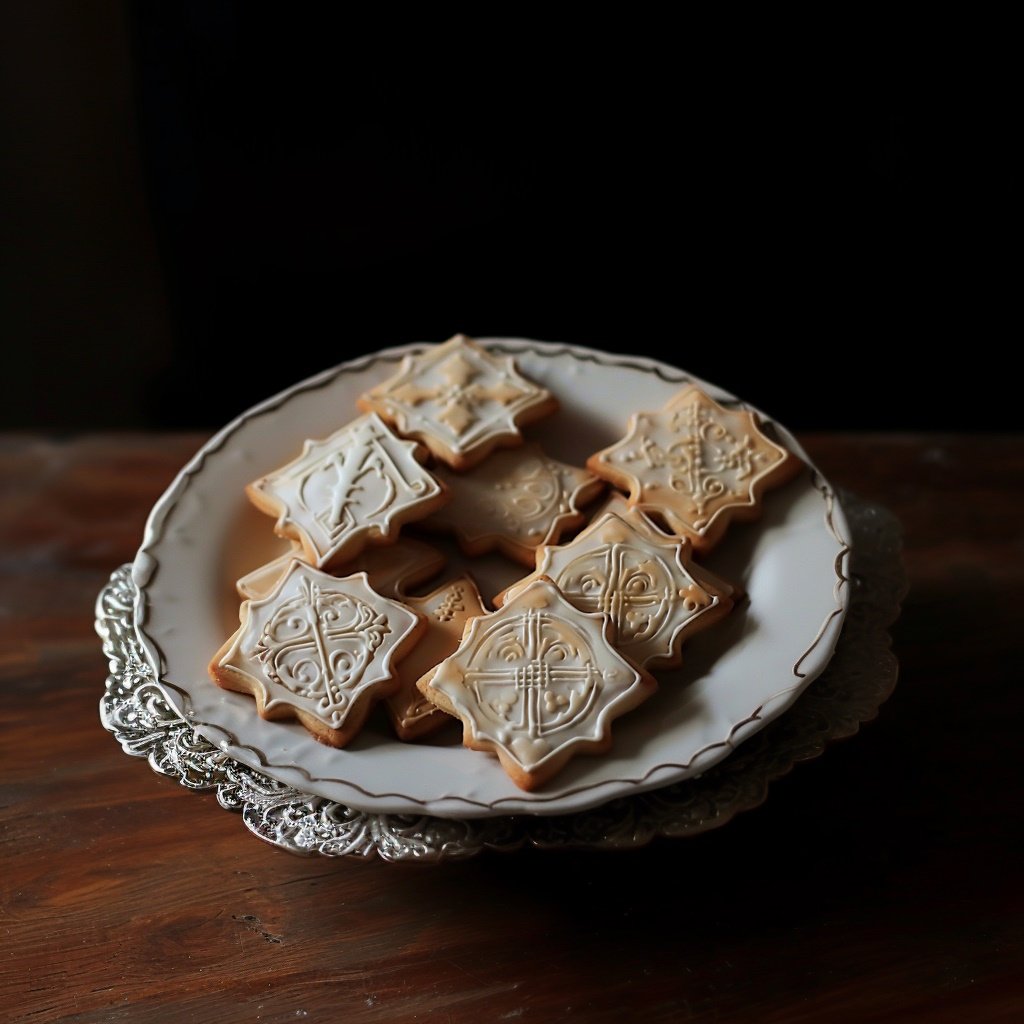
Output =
[
  {"x1": 419, "y1": 577, "x2": 657, "y2": 790},
  {"x1": 385, "y1": 576, "x2": 488, "y2": 741},
  {"x1": 236, "y1": 537, "x2": 446, "y2": 602},
  {"x1": 423, "y1": 444, "x2": 604, "y2": 565},
  {"x1": 357, "y1": 334, "x2": 557, "y2": 469},
  {"x1": 495, "y1": 511, "x2": 733, "y2": 670},
  {"x1": 587, "y1": 385, "x2": 801, "y2": 551},
  {"x1": 246, "y1": 413, "x2": 446, "y2": 567},
  {"x1": 210, "y1": 562, "x2": 423, "y2": 747}
]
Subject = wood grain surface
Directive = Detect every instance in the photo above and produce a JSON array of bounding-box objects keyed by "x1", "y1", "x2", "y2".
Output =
[{"x1": 1, "y1": 433, "x2": 1022, "y2": 1024}]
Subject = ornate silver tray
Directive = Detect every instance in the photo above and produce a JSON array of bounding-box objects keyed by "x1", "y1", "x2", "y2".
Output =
[{"x1": 96, "y1": 490, "x2": 904, "y2": 861}]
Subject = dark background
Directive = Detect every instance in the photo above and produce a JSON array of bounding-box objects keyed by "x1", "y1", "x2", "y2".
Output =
[{"x1": 1, "y1": 5, "x2": 1010, "y2": 432}]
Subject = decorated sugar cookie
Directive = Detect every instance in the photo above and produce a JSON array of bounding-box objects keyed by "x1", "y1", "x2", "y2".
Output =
[
  {"x1": 357, "y1": 334, "x2": 558, "y2": 469},
  {"x1": 587, "y1": 385, "x2": 801, "y2": 552},
  {"x1": 495, "y1": 511, "x2": 733, "y2": 671},
  {"x1": 384, "y1": 576, "x2": 488, "y2": 741},
  {"x1": 588, "y1": 491, "x2": 746, "y2": 601},
  {"x1": 418, "y1": 577, "x2": 656, "y2": 790},
  {"x1": 236, "y1": 537, "x2": 446, "y2": 602},
  {"x1": 210, "y1": 562, "x2": 424, "y2": 748},
  {"x1": 245, "y1": 413, "x2": 447, "y2": 568},
  {"x1": 422, "y1": 444, "x2": 604, "y2": 565}
]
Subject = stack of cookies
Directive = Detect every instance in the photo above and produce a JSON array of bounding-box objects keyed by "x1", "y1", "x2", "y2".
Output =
[{"x1": 209, "y1": 335, "x2": 800, "y2": 791}]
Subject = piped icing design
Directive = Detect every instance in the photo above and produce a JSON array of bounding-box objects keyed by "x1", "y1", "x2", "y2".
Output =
[
  {"x1": 587, "y1": 385, "x2": 800, "y2": 552},
  {"x1": 245, "y1": 413, "x2": 446, "y2": 567},
  {"x1": 236, "y1": 537, "x2": 446, "y2": 602},
  {"x1": 357, "y1": 334, "x2": 557, "y2": 469},
  {"x1": 386, "y1": 576, "x2": 488, "y2": 741},
  {"x1": 419, "y1": 577, "x2": 656, "y2": 790},
  {"x1": 210, "y1": 562, "x2": 423, "y2": 748},
  {"x1": 422, "y1": 444, "x2": 604, "y2": 565},
  {"x1": 594, "y1": 491, "x2": 746, "y2": 601},
  {"x1": 495, "y1": 511, "x2": 733, "y2": 670}
]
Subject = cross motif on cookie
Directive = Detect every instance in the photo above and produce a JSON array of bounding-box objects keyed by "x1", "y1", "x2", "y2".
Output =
[
  {"x1": 587, "y1": 385, "x2": 800, "y2": 552},
  {"x1": 246, "y1": 413, "x2": 446, "y2": 567},
  {"x1": 405, "y1": 349, "x2": 524, "y2": 435},
  {"x1": 210, "y1": 562, "x2": 423, "y2": 747},
  {"x1": 496, "y1": 511, "x2": 733, "y2": 670},
  {"x1": 358, "y1": 334, "x2": 557, "y2": 468},
  {"x1": 420, "y1": 578, "x2": 656, "y2": 790}
]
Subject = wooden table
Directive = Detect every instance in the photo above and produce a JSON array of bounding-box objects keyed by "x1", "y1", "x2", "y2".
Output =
[{"x1": 2, "y1": 433, "x2": 1021, "y2": 1023}]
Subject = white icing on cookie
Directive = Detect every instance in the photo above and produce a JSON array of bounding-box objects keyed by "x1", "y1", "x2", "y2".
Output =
[
  {"x1": 497, "y1": 512, "x2": 731, "y2": 670},
  {"x1": 358, "y1": 334, "x2": 556, "y2": 467},
  {"x1": 588, "y1": 385, "x2": 797, "y2": 550},
  {"x1": 247, "y1": 413, "x2": 445, "y2": 566},
  {"x1": 424, "y1": 577, "x2": 655, "y2": 788},
  {"x1": 214, "y1": 562, "x2": 421, "y2": 737}
]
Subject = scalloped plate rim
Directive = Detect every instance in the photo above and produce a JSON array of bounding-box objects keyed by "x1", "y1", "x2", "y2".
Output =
[{"x1": 130, "y1": 338, "x2": 851, "y2": 818}]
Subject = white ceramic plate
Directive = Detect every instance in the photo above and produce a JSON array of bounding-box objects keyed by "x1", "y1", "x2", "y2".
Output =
[{"x1": 132, "y1": 339, "x2": 850, "y2": 818}]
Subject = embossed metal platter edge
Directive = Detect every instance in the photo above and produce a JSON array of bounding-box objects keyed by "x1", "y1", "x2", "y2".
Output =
[{"x1": 129, "y1": 339, "x2": 851, "y2": 818}]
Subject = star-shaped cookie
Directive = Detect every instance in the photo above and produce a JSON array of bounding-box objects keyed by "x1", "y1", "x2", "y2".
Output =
[
  {"x1": 421, "y1": 444, "x2": 604, "y2": 565},
  {"x1": 245, "y1": 413, "x2": 447, "y2": 567},
  {"x1": 210, "y1": 562, "x2": 424, "y2": 747},
  {"x1": 587, "y1": 385, "x2": 801, "y2": 552},
  {"x1": 418, "y1": 577, "x2": 657, "y2": 790},
  {"x1": 357, "y1": 334, "x2": 558, "y2": 469}
]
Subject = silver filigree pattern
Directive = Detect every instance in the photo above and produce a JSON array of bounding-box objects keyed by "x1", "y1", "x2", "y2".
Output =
[{"x1": 97, "y1": 490, "x2": 904, "y2": 861}]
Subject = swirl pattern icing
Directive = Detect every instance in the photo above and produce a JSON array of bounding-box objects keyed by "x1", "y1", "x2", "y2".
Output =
[{"x1": 210, "y1": 562, "x2": 423, "y2": 747}]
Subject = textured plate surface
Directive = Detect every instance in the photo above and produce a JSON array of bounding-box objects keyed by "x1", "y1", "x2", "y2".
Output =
[{"x1": 131, "y1": 339, "x2": 850, "y2": 818}]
